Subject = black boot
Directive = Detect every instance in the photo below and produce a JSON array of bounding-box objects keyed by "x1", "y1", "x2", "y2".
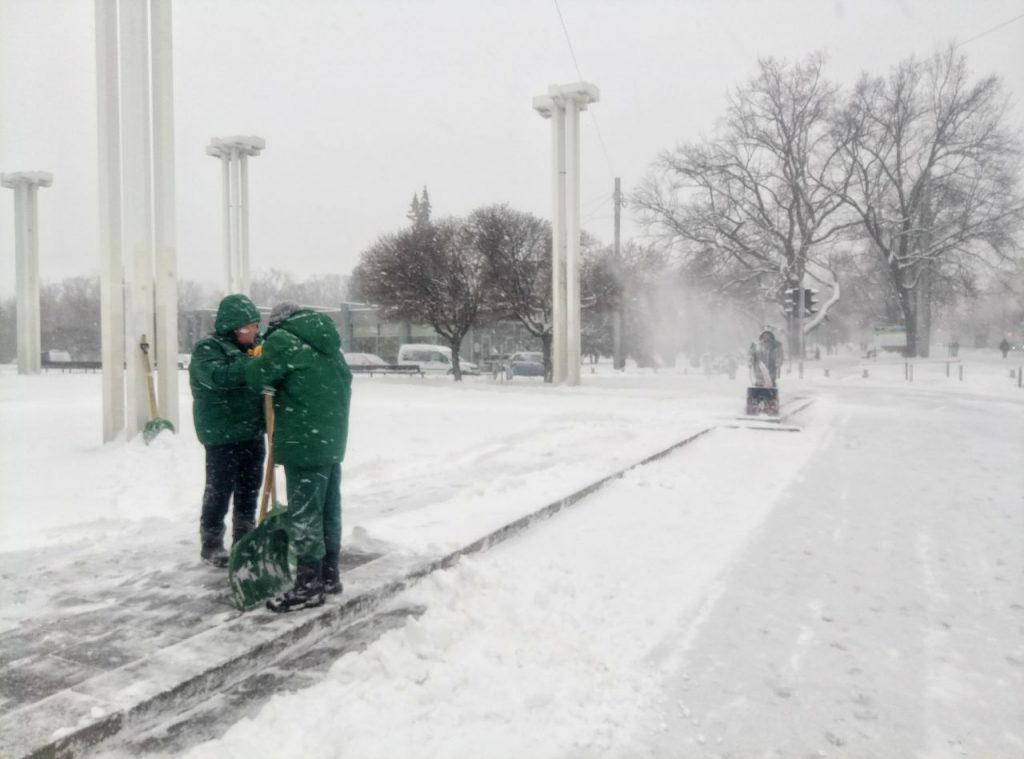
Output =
[
  {"x1": 267, "y1": 563, "x2": 325, "y2": 613},
  {"x1": 321, "y1": 552, "x2": 342, "y2": 595},
  {"x1": 200, "y1": 543, "x2": 229, "y2": 568}
]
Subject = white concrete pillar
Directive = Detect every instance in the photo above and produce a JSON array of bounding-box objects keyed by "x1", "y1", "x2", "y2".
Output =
[
  {"x1": 239, "y1": 152, "x2": 251, "y2": 295},
  {"x1": 220, "y1": 154, "x2": 231, "y2": 289},
  {"x1": 564, "y1": 96, "x2": 582, "y2": 386},
  {"x1": 151, "y1": 0, "x2": 179, "y2": 429},
  {"x1": 549, "y1": 99, "x2": 567, "y2": 384},
  {"x1": 534, "y1": 82, "x2": 599, "y2": 386},
  {"x1": 1, "y1": 172, "x2": 51, "y2": 375},
  {"x1": 119, "y1": 0, "x2": 155, "y2": 435},
  {"x1": 95, "y1": 0, "x2": 179, "y2": 441},
  {"x1": 95, "y1": 0, "x2": 125, "y2": 441},
  {"x1": 207, "y1": 136, "x2": 264, "y2": 295}
]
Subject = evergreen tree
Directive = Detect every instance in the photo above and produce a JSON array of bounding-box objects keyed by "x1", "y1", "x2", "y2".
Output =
[{"x1": 406, "y1": 193, "x2": 421, "y2": 225}]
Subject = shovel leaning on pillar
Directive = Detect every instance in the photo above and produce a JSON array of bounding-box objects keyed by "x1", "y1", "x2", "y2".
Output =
[
  {"x1": 139, "y1": 335, "x2": 176, "y2": 444},
  {"x1": 228, "y1": 393, "x2": 295, "y2": 610}
]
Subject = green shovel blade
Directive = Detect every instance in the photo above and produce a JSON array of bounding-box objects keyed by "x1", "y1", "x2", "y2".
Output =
[
  {"x1": 228, "y1": 507, "x2": 296, "y2": 610},
  {"x1": 143, "y1": 418, "x2": 176, "y2": 445}
]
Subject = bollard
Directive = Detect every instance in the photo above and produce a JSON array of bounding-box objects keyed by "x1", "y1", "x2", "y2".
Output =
[
  {"x1": 904, "y1": 362, "x2": 909, "y2": 380},
  {"x1": 863, "y1": 369, "x2": 869, "y2": 378},
  {"x1": 1019, "y1": 366, "x2": 1022, "y2": 388},
  {"x1": 959, "y1": 365, "x2": 964, "y2": 381},
  {"x1": 946, "y1": 362, "x2": 950, "y2": 377},
  {"x1": 910, "y1": 363, "x2": 914, "y2": 382},
  {"x1": 799, "y1": 361, "x2": 804, "y2": 379}
]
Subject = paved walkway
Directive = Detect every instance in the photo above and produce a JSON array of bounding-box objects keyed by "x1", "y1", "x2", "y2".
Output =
[{"x1": 0, "y1": 419, "x2": 736, "y2": 758}]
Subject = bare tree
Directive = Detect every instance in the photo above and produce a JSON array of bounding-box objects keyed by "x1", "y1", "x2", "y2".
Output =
[
  {"x1": 635, "y1": 53, "x2": 855, "y2": 356},
  {"x1": 39, "y1": 277, "x2": 102, "y2": 359},
  {"x1": 470, "y1": 205, "x2": 555, "y2": 379},
  {"x1": 351, "y1": 217, "x2": 488, "y2": 380},
  {"x1": 835, "y1": 47, "x2": 1023, "y2": 356}
]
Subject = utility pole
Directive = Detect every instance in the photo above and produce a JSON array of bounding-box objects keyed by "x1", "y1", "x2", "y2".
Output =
[{"x1": 612, "y1": 177, "x2": 625, "y2": 370}]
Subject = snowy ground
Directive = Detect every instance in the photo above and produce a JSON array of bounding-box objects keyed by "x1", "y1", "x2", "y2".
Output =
[{"x1": 2, "y1": 349, "x2": 1022, "y2": 757}]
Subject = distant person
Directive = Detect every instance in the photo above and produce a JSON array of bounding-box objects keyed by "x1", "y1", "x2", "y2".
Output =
[
  {"x1": 189, "y1": 294, "x2": 265, "y2": 568},
  {"x1": 999, "y1": 338, "x2": 1011, "y2": 358},
  {"x1": 246, "y1": 302, "x2": 352, "y2": 612}
]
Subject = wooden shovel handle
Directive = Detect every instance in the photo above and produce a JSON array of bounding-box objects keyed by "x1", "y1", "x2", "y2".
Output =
[
  {"x1": 140, "y1": 335, "x2": 159, "y2": 419},
  {"x1": 257, "y1": 393, "x2": 276, "y2": 523}
]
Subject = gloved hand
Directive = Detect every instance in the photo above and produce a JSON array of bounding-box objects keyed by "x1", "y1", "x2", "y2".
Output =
[{"x1": 247, "y1": 344, "x2": 263, "y2": 357}]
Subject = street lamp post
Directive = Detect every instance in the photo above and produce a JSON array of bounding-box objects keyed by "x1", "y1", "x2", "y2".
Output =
[
  {"x1": 206, "y1": 136, "x2": 265, "y2": 295},
  {"x1": 533, "y1": 82, "x2": 599, "y2": 386},
  {"x1": 1, "y1": 171, "x2": 52, "y2": 375}
]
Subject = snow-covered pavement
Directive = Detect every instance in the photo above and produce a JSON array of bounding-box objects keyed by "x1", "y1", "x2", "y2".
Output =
[
  {"x1": 2, "y1": 351, "x2": 1022, "y2": 757},
  {"x1": 174, "y1": 379, "x2": 1022, "y2": 759}
]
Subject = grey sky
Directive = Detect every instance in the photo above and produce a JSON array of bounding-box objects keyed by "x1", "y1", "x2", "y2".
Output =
[{"x1": 1, "y1": 0, "x2": 1022, "y2": 298}]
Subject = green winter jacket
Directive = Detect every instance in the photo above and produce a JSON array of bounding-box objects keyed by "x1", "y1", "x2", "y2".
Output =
[
  {"x1": 189, "y1": 294, "x2": 264, "y2": 446},
  {"x1": 245, "y1": 310, "x2": 352, "y2": 467}
]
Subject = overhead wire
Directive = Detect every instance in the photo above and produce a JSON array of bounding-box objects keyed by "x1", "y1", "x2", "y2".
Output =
[
  {"x1": 552, "y1": 0, "x2": 617, "y2": 182},
  {"x1": 953, "y1": 10, "x2": 1024, "y2": 48}
]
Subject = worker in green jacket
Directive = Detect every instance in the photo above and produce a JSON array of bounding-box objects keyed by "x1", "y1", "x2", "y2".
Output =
[
  {"x1": 246, "y1": 302, "x2": 352, "y2": 612},
  {"x1": 189, "y1": 294, "x2": 265, "y2": 568}
]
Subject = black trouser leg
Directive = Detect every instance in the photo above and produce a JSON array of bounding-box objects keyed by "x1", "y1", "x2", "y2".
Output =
[
  {"x1": 200, "y1": 445, "x2": 235, "y2": 550},
  {"x1": 231, "y1": 437, "x2": 265, "y2": 542},
  {"x1": 200, "y1": 438, "x2": 265, "y2": 550}
]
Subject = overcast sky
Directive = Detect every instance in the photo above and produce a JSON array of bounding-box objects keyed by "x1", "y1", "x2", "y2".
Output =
[{"x1": 1, "y1": 0, "x2": 1022, "y2": 299}]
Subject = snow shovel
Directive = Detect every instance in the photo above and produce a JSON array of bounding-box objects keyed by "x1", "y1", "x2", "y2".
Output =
[
  {"x1": 745, "y1": 386, "x2": 780, "y2": 416},
  {"x1": 140, "y1": 335, "x2": 176, "y2": 444},
  {"x1": 228, "y1": 393, "x2": 296, "y2": 610}
]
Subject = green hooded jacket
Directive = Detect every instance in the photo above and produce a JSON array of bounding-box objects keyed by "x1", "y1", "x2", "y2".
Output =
[
  {"x1": 189, "y1": 294, "x2": 264, "y2": 446},
  {"x1": 245, "y1": 310, "x2": 352, "y2": 467}
]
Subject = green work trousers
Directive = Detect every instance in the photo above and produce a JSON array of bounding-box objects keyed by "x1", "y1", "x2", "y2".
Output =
[{"x1": 283, "y1": 463, "x2": 342, "y2": 565}]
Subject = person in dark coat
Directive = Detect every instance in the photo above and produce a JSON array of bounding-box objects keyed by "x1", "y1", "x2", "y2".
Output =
[
  {"x1": 246, "y1": 302, "x2": 352, "y2": 612},
  {"x1": 189, "y1": 294, "x2": 265, "y2": 568},
  {"x1": 749, "y1": 329, "x2": 784, "y2": 388},
  {"x1": 999, "y1": 337, "x2": 1011, "y2": 358}
]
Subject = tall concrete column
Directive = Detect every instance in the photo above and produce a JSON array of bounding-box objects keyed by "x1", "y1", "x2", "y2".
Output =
[
  {"x1": 151, "y1": 0, "x2": 179, "y2": 427},
  {"x1": 95, "y1": 0, "x2": 179, "y2": 441},
  {"x1": 207, "y1": 136, "x2": 264, "y2": 295},
  {"x1": 533, "y1": 82, "x2": 599, "y2": 386},
  {"x1": 95, "y1": 0, "x2": 125, "y2": 440},
  {"x1": 1, "y1": 172, "x2": 52, "y2": 375}
]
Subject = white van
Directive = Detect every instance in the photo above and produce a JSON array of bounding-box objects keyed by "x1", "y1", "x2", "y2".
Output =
[{"x1": 396, "y1": 343, "x2": 480, "y2": 375}]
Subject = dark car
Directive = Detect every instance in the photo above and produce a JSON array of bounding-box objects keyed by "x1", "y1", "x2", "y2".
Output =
[{"x1": 505, "y1": 351, "x2": 545, "y2": 378}]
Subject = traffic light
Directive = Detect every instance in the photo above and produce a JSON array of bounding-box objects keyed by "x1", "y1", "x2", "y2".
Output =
[
  {"x1": 804, "y1": 288, "x2": 819, "y2": 316},
  {"x1": 781, "y1": 287, "x2": 799, "y2": 317}
]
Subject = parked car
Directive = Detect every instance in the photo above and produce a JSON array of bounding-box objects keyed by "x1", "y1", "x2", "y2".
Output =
[
  {"x1": 397, "y1": 344, "x2": 480, "y2": 375},
  {"x1": 42, "y1": 350, "x2": 72, "y2": 363},
  {"x1": 343, "y1": 351, "x2": 423, "y2": 375},
  {"x1": 344, "y1": 352, "x2": 390, "y2": 369},
  {"x1": 505, "y1": 351, "x2": 545, "y2": 378}
]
